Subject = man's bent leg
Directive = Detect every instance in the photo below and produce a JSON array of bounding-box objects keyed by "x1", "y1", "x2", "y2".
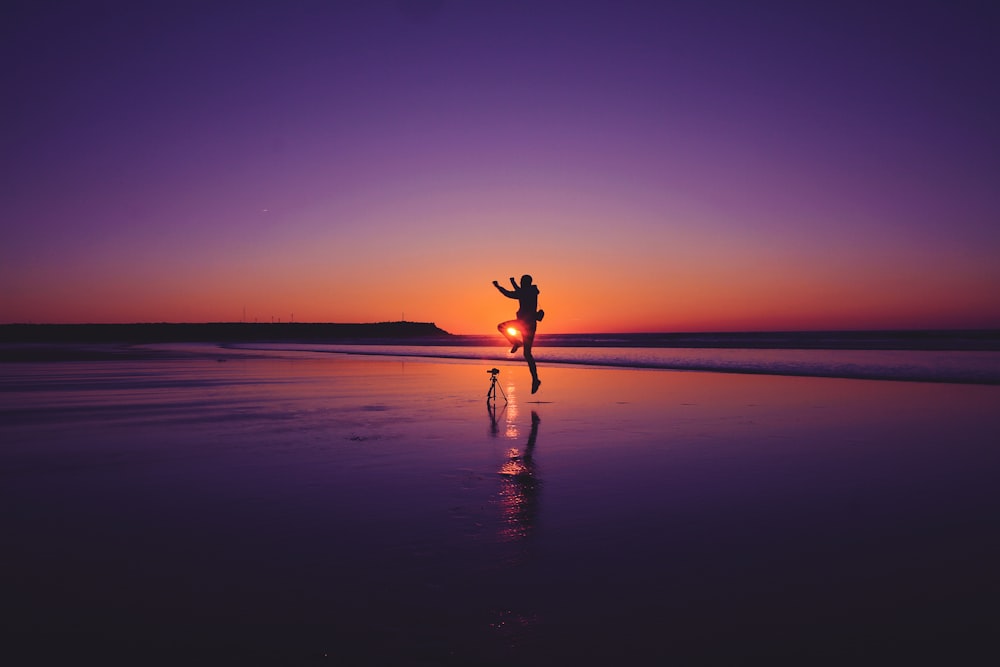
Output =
[{"x1": 498, "y1": 321, "x2": 520, "y2": 351}]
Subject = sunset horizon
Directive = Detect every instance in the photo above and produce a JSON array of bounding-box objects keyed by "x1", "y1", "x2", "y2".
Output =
[
  {"x1": 4, "y1": 2, "x2": 998, "y2": 335},
  {"x1": 4, "y1": 318, "x2": 1000, "y2": 336}
]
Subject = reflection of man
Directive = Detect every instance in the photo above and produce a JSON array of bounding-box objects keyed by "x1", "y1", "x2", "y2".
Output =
[
  {"x1": 498, "y1": 411, "x2": 541, "y2": 542},
  {"x1": 493, "y1": 275, "x2": 544, "y2": 394},
  {"x1": 524, "y1": 411, "x2": 540, "y2": 464}
]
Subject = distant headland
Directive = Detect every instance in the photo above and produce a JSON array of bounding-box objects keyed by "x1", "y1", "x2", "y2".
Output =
[{"x1": 0, "y1": 321, "x2": 452, "y2": 344}]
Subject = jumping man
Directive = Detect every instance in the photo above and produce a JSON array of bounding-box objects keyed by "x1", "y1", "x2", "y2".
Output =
[{"x1": 493, "y1": 274, "x2": 544, "y2": 394}]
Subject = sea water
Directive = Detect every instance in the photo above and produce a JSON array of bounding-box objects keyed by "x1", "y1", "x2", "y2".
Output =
[{"x1": 231, "y1": 330, "x2": 1000, "y2": 384}]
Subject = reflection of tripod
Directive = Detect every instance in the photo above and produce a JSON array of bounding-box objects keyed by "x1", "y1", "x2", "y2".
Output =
[{"x1": 486, "y1": 368, "x2": 507, "y2": 403}]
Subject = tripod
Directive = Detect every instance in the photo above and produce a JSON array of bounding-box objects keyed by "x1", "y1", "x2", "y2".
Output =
[{"x1": 486, "y1": 368, "x2": 507, "y2": 403}]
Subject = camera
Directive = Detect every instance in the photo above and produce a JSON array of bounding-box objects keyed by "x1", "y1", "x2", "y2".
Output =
[{"x1": 486, "y1": 367, "x2": 506, "y2": 402}]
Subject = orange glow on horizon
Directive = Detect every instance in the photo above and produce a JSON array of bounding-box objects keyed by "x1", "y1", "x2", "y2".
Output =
[
  {"x1": 4, "y1": 4, "x2": 1000, "y2": 341},
  {"x1": 4, "y1": 246, "x2": 999, "y2": 333}
]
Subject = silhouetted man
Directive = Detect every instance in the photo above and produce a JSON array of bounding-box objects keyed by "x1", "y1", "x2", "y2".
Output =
[{"x1": 493, "y1": 274, "x2": 544, "y2": 394}]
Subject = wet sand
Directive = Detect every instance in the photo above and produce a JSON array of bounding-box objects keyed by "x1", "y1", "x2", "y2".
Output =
[{"x1": 3, "y1": 346, "x2": 999, "y2": 664}]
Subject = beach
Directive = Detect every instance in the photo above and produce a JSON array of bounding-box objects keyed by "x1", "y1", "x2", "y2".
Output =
[{"x1": 3, "y1": 344, "x2": 999, "y2": 664}]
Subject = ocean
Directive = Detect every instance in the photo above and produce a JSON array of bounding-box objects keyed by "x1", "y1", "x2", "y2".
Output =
[{"x1": 227, "y1": 330, "x2": 1000, "y2": 384}]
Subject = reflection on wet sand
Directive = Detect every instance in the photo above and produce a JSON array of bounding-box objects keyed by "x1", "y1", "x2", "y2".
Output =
[
  {"x1": 485, "y1": 400, "x2": 543, "y2": 654},
  {"x1": 486, "y1": 399, "x2": 505, "y2": 437},
  {"x1": 497, "y1": 411, "x2": 540, "y2": 542}
]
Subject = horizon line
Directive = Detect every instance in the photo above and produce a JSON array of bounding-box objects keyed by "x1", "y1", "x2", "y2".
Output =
[{"x1": 3, "y1": 322, "x2": 999, "y2": 335}]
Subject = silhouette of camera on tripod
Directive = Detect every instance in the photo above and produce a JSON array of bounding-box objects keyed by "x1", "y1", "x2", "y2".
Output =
[{"x1": 486, "y1": 367, "x2": 507, "y2": 403}]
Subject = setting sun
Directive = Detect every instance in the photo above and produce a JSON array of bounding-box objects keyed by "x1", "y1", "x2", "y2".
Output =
[{"x1": 3, "y1": 1, "x2": 998, "y2": 336}]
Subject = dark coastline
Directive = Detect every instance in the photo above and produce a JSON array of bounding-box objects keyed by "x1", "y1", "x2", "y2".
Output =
[
  {"x1": 0, "y1": 321, "x2": 451, "y2": 344},
  {"x1": 0, "y1": 321, "x2": 1000, "y2": 361},
  {"x1": 2, "y1": 323, "x2": 999, "y2": 351},
  {"x1": 0, "y1": 322, "x2": 452, "y2": 362}
]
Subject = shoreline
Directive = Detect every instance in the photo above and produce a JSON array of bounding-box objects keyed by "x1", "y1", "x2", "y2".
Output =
[
  {"x1": 2, "y1": 323, "x2": 999, "y2": 350},
  {"x1": 4, "y1": 339, "x2": 1000, "y2": 385},
  {"x1": 4, "y1": 351, "x2": 999, "y2": 663}
]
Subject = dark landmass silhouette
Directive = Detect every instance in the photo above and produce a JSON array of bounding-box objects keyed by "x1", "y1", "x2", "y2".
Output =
[{"x1": 0, "y1": 321, "x2": 451, "y2": 345}]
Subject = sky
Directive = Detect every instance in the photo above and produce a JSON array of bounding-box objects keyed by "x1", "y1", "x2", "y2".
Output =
[{"x1": 2, "y1": 0, "x2": 999, "y2": 334}]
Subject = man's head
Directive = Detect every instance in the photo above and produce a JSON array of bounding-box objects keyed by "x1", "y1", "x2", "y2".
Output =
[{"x1": 521, "y1": 274, "x2": 533, "y2": 286}]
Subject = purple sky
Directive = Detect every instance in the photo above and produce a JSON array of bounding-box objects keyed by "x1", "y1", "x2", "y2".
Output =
[{"x1": 3, "y1": 1, "x2": 999, "y2": 332}]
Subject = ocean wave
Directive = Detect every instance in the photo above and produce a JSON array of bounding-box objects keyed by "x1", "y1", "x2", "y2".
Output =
[{"x1": 230, "y1": 343, "x2": 1000, "y2": 385}]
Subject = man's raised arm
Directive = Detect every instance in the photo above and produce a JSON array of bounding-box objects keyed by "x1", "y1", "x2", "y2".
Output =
[{"x1": 493, "y1": 280, "x2": 517, "y2": 298}]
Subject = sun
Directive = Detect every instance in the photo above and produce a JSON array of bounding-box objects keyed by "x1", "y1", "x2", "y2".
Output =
[{"x1": 507, "y1": 327, "x2": 520, "y2": 337}]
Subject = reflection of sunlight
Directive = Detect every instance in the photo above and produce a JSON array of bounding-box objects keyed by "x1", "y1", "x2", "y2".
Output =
[
  {"x1": 505, "y1": 384, "x2": 518, "y2": 438},
  {"x1": 499, "y1": 448, "x2": 525, "y2": 477},
  {"x1": 496, "y1": 412, "x2": 540, "y2": 543},
  {"x1": 498, "y1": 447, "x2": 536, "y2": 541}
]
